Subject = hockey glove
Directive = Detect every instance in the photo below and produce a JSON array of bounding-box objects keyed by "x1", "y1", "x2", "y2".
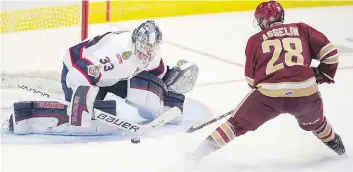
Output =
[
  {"x1": 313, "y1": 67, "x2": 334, "y2": 84},
  {"x1": 162, "y1": 59, "x2": 199, "y2": 94}
]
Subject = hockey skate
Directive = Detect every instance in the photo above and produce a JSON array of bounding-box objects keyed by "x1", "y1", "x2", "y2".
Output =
[
  {"x1": 325, "y1": 134, "x2": 345, "y2": 155},
  {"x1": 1, "y1": 114, "x2": 14, "y2": 133}
]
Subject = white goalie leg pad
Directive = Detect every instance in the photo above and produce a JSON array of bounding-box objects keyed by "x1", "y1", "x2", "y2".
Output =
[
  {"x1": 67, "y1": 85, "x2": 99, "y2": 127},
  {"x1": 163, "y1": 91, "x2": 186, "y2": 124},
  {"x1": 10, "y1": 113, "x2": 62, "y2": 134},
  {"x1": 163, "y1": 59, "x2": 199, "y2": 94},
  {"x1": 10, "y1": 101, "x2": 69, "y2": 134},
  {"x1": 126, "y1": 71, "x2": 167, "y2": 120}
]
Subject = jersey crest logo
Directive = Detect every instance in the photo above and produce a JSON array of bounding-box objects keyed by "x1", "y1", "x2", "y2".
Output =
[
  {"x1": 87, "y1": 65, "x2": 101, "y2": 78},
  {"x1": 122, "y1": 51, "x2": 132, "y2": 60},
  {"x1": 116, "y1": 53, "x2": 123, "y2": 64}
]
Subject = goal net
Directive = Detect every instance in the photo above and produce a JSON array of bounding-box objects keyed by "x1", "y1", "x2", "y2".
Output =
[{"x1": 1, "y1": 1, "x2": 88, "y2": 103}]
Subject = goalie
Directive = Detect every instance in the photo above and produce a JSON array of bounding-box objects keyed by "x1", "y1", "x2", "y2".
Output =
[{"x1": 5, "y1": 20, "x2": 199, "y2": 135}]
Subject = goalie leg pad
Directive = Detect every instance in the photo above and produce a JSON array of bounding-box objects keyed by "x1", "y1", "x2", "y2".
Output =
[
  {"x1": 164, "y1": 91, "x2": 185, "y2": 124},
  {"x1": 164, "y1": 91, "x2": 185, "y2": 112},
  {"x1": 94, "y1": 100, "x2": 117, "y2": 116},
  {"x1": 68, "y1": 85, "x2": 99, "y2": 127},
  {"x1": 12, "y1": 101, "x2": 69, "y2": 134},
  {"x1": 127, "y1": 71, "x2": 167, "y2": 118}
]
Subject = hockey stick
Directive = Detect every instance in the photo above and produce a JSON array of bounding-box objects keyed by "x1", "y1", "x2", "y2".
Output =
[
  {"x1": 1, "y1": 75, "x2": 66, "y2": 104},
  {"x1": 186, "y1": 109, "x2": 234, "y2": 133},
  {"x1": 94, "y1": 107, "x2": 181, "y2": 135}
]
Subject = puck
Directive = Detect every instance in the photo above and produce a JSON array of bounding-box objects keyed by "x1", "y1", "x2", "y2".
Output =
[{"x1": 131, "y1": 138, "x2": 140, "y2": 144}]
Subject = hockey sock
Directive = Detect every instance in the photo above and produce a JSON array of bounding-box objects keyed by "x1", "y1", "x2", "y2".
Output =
[
  {"x1": 192, "y1": 121, "x2": 248, "y2": 161},
  {"x1": 312, "y1": 117, "x2": 335, "y2": 143}
]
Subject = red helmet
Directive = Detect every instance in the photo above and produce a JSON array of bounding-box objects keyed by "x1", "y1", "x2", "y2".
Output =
[{"x1": 254, "y1": 1, "x2": 285, "y2": 30}]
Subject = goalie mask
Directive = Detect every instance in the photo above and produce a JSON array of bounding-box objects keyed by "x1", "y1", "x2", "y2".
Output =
[{"x1": 132, "y1": 20, "x2": 162, "y2": 73}]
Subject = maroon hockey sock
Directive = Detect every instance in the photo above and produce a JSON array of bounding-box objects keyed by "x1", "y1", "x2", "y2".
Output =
[
  {"x1": 209, "y1": 121, "x2": 248, "y2": 147},
  {"x1": 191, "y1": 122, "x2": 248, "y2": 162},
  {"x1": 312, "y1": 117, "x2": 335, "y2": 143}
]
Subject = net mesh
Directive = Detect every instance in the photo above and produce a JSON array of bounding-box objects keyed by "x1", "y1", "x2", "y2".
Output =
[
  {"x1": 1, "y1": 4, "x2": 82, "y2": 33},
  {"x1": 1, "y1": 2, "x2": 85, "y2": 106}
]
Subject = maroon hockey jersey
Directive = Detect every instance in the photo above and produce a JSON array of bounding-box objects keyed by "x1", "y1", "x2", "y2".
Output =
[{"x1": 245, "y1": 22, "x2": 339, "y2": 97}]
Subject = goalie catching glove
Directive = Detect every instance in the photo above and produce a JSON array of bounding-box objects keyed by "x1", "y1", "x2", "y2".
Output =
[{"x1": 162, "y1": 59, "x2": 199, "y2": 94}]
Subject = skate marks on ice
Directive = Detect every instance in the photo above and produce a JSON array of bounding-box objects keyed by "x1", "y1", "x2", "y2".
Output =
[
  {"x1": 172, "y1": 130, "x2": 352, "y2": 172},
  {"x1": 185, "y1": 154, "x2": 350, "y2": 172},
  {"x1": 0, "y1": 97, "x2": 212, "y2": 145},
  {"x1": 336, "y1": 37, "x2": 353, "y2": 54},
  {"x1": 336, "y1": 37, "x2": 353, "y2": 70},
  {"x1": 124, "y1": 135, "x2": 351, "y2": 172}
]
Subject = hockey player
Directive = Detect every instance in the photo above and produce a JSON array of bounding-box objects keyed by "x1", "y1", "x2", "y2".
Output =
[
  {"x1": 5, "y1": 20, "x2": 199, "y2": 135},
  {"x1": 62, "y1": 21, "x2": 166, "y2": 102},
  {"x1": 189, "y1": 1, "x2": 345, "y2": 163}
]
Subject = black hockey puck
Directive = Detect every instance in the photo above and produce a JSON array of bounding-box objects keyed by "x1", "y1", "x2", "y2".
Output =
[{"x1": 131, "y1": 138, "x2": 140, "y2": 144}]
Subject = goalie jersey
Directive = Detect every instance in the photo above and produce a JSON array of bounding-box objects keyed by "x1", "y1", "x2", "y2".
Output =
[{"x1": 61, "y1": 31, "x2": 167, "y2": 100}]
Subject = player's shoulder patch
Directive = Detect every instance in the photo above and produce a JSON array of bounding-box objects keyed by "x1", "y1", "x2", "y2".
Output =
[
  {"x1": 87, "y1": 64, "x2": 101, "y2": 78},
  {"x1": 122, "y1": 51, "x2": 132, "y2": 60}
]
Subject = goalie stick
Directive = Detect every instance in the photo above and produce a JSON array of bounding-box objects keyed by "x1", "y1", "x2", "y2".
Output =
[
  {"x1": 186, "y1": 109, "x2": 234, "y2": 133},
  {"x1": 2, "y1": 76, "x2": 181, "y2": 136},
  {"x1": 1, "y1": 75, "x2": 66, "y2": 106},
  {"x1": 94, "y1": 107, "x2": 181, "y2": 136}
]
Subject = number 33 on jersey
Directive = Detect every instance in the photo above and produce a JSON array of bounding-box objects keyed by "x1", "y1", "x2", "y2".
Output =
[
  {"x1": 86, "y1": 56, "x2": 114, "y2": 79},
  {"x1": 63, "y1": 31, "x2": 146, "y2": 88}
]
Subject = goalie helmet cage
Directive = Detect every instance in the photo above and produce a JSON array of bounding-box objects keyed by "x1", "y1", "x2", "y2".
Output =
[{"x1": 1, "y1": 0, "x2": 90, "y2": 98}]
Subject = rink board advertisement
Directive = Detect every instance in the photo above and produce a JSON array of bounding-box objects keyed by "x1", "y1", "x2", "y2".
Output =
[{"x1": 1, "y1": 1, "x2": 353, "y2": 33}]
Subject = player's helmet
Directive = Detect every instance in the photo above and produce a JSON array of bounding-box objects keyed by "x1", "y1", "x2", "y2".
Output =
[
  {"x1": 132, "y1": 20, "x2": 162, "y2": 71},
  {"x1": 254, "y1": 1, "x2": 284, "y2": 30}
]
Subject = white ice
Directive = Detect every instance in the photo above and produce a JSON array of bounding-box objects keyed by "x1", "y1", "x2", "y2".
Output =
[{"x1": 1, "y1": 6, "x2": 353, "y2": 172}]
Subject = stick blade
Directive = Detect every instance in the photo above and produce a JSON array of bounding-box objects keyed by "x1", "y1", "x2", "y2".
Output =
[
  {"x1": 186, "y1": 126, "x2": 198, "y2": 133},
  {"x1": 146, "y1": 107, "x2": 182, "y2": 130}
]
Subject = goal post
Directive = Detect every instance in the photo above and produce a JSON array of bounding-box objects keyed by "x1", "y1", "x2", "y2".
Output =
[
  {"x1": 81, "y1": 0, "x2": 89, "y2": 41},
  {"x1": 1, "y1": 0, "x2": 89, "y2": 96}
]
